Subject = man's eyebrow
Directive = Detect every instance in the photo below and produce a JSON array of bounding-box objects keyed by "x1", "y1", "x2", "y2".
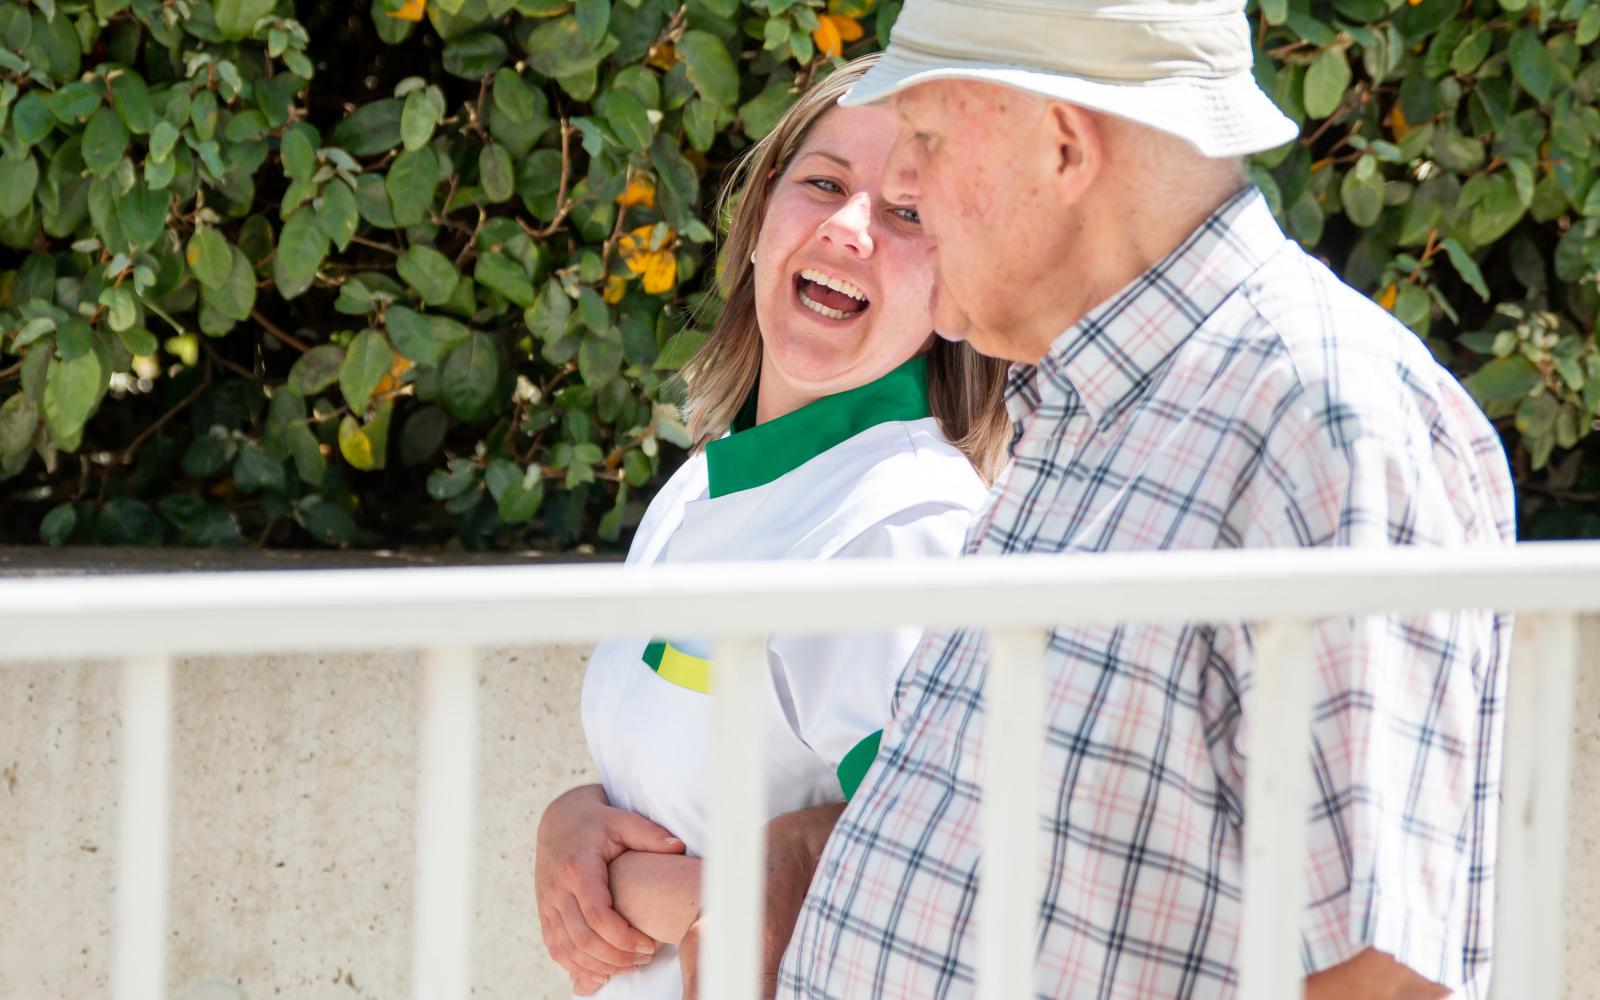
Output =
[{"x1": 794, "y1": 150, "x2": 851, "y2": 169}]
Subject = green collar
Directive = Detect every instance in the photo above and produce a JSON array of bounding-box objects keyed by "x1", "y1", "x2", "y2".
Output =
[{"x1": 705, "y1": 355, "x2": 932, "y2": 498}]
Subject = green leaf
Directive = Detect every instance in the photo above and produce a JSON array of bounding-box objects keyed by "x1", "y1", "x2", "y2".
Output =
[
  {"x1": 397, "y1": 245, "x2": 460, "y2": 306},
  {"x1": 401, "y1": 89, "x2": 438, "y2": 152},
  {"x1": 12, "y1": 92, "x2": 53, "y2": 146},
  {"x1": 495, "y1": 463, "x2": 544, "y2": 523},
  {"x1": 1440, "y1": 237, "x2": 1489, "y2": 301},
  {"x1": 1507, "y1": 28, "x2": 1554, "y2": 103},
  {"x1": 399, "y1": 405, "x2": 448, "y2": 467},
  {"x1": 108, "y1": 71, "x2": 155, "y2": 134},
  {"x1": 524, "y1": 17, "x2": 604, "y2": 79},
  {"x1": 493, "y1": 68, "x2": 536, "y2": 123},
  {"x1": 42, "y1": 352, "x2": 103, "y2": 453},
  {"x1": 233, "y1": 442, "x2": 288, "y2": 494},
  {"x1": 47, "y1": 82, "x2": 100, "y2": 124},
  {"x1": 317, "y1": 180, "x2": 360, "y2": 252},
  {"x1": 678, "y1": 30, "x2": 739, "y2": 109},
  {"x1": 215, "y1": 0, "x2": 275, "y2": 40},
  {"x1": 441, "y1": 331, "x2": 502, "y2": 421},
  {"x1": 475, "y1": 251, "x2": 534, "y2": 307},
  {"x1": 118, "y1": 181, "x2": 168, "y2": 251},
  {"x1": 1579, "y1": 5, "x2": 1600, "y2": 46},
  {"x1": 202, "y1": 246, "x2": 258, "y2": 323},
  {"x1": 1303, "y1": 48, "x2": 1351, "y2": 120},
  {"x1": 339, "y1": 329, "x2": 393, "y2": 413},
  {"x1": 187, "y1": 227, "x2": 233, "y2": 289},
  {"x1": 0, "y1": 154, "x2": 39, "y2": 219},
  {"x1": 40, "y1": 503, "x2": 77, "y2": 546},
  {"x1": 524, "y1": 281, "x2": 573, "y2": 342},
  {"x1": 330, "y1": 98, "x2": 404, "y2": 157},
  {"x1": 290, "y1": 344, "x2": 346, "y2": 395},
  {"x1": 0, "y1": 392, "x2": 39, "y2": 461},
  {"x1": 739, "y1": 82, "x2": 797, "y2": 140},
  {"x1": 654, "y1": 328, "x2": 704, "y2": 369},
  {"x1": 605, "y1": 88, "x2": 653, "y2": 151},
  {"x1": 1467, "y1": 174, "x2": 1526, "y2": 246},
  {"x1": 385, "y1": 146, "x2": 439, "y2": 227},
  {"x1": 273, "y1": 207, "x2": 330, "y2": 300},
  {"x1": 387, "y1": 305, "x2": 471, "y2": 366},
  {"x1": 280, "y1": 126, "x2": 318, "y2": 181},
  {"x1": 1467, "y1": 355, "x2": 1541, "y2": 404},
  {"x1": 443, "y1": 31, "x2": 508, "y2": 79},
  {"x1": 81, "y1": 106, "x2": 129, "y2": 178},
  {"x1": 479, "y1": 142, "x2": 515, "y2": 203}
]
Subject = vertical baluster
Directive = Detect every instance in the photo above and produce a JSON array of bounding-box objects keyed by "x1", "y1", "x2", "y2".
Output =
[
  {"x1": 1491, "y1": 613, "x2": 1580, "y2": 1000},
  {"x1": 703, "y1": 635, "x2": 768, "y2": 1000},
  {"x1": 413, "y1": 645, "x2": 478, "y2": 1000},
  {"x1": 1238, "y1": 620, "x2": 1317, "y2": 1000},
  {"x1": 977, "y1": 628, "x2": 1048, "y2": 1000},
  {"x1": 113, "y1": 652, "x2": 174, "y2": 1000}
]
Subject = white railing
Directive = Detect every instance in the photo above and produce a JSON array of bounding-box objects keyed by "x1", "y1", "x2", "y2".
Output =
[{"x1": 4, "y1": 542, "x2": 1599, "y2": 1000}]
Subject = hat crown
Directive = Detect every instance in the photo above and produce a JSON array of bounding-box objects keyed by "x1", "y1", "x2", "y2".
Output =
[{"x1": 890, "y1": 0, "x2": 1256, "y2": 82}]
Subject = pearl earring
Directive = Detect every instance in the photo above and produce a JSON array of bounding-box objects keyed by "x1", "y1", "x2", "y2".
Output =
[{"x1": 750, "y1": 251, "x2": 757, "y2": 265}]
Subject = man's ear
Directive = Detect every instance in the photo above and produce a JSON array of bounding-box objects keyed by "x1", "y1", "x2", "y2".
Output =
[{"x1": 1044, "y1": 102, "x2": 1103, "y2": 208}]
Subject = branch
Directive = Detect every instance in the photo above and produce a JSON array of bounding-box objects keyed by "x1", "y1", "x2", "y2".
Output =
[
  {"x1": 528, "y1": 121, "x2": 576, "y2": 240},
  {"x1": 116, "y1": 366, "x2": 212, "y2": 470},
  {"x1": 250, "y1": 309, "x2": 311, "y2": 353}
]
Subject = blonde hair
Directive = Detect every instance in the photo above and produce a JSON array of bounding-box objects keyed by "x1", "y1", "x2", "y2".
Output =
[{"x1": 678, "y1": 55, "x2": 1012, "y2": 482}]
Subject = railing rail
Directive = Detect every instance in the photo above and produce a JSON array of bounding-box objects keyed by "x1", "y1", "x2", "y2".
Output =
[{"x1": 6, "y1": 541, "x2": 1599, "y2": 1000}]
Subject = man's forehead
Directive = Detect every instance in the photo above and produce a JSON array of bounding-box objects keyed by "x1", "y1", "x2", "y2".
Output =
[{"x1": 893, "y1": 79, "x2": 1034, "y2": 123}]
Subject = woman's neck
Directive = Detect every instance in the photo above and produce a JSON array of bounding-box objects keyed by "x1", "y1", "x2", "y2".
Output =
[{"x1": 753, "y1": 362, "x2": 821, "y2": 425}]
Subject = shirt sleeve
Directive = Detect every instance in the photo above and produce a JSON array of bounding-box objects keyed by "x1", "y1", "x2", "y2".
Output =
[
  {"x1": 1216, "y1": 416, "x2": 1511, "y2": 993},
  {"x1": 766, "y1": 503, "x2": 974, "y2": 796}
]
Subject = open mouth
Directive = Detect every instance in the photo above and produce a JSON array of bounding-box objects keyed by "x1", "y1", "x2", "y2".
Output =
[{"x1": 795, "y1": 268, "x2": 870, "y2": 321}]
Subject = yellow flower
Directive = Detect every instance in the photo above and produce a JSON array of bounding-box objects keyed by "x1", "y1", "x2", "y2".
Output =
[
  {"x1": 642, "y1": 252, "x2": 677, "y2": 295},
  {"x1": 811, "y1": 14, "x2": 863, "y2": 58},
  {"x1": 616, "y1": 175, "x2": 656, "y2": 210},
  {"x1": 646, "y1": 43, "x2": 679, "y2": 71},
  {"x1": 387, "y1": 0, "x2": 427, "y2": 21},
  {"x1": 1377, "y1": 283, "x2": 1398, "y2": 311},
  {"x1": 603, "y1": 275, "x2": 628, "y2": 304},
  {"x1": 373, "y1": 352, "x2": 412, "y2": 400},
  {"x1": 1386, "y1": 103, "x2": 1411, "y2": 142},
  {"x1": 618, "y1": 225, "x2": 678, "y2": 294}
]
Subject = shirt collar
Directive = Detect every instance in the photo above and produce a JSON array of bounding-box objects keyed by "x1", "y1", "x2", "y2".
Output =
[
  {"x1": 1005, "y1": 186, "x2": 1287, "y2": 429},
  {"x1": 705, "y1": 354, "x2": 932, "y2": 498}
]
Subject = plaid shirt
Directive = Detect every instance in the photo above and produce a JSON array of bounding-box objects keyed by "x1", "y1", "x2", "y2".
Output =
[{"x1": 778, "y1": 188, "x2": 1516, "y2": 999}]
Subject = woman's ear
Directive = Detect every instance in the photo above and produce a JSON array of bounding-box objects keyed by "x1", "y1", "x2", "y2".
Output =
[{"x1": 1044, "y1": 102, "x2": 1104, "y2": 209}]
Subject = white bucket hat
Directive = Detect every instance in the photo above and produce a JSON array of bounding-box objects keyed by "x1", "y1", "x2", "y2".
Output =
[{"x1": 840, "y1": 0, "x2": 1299, "y2": 158}]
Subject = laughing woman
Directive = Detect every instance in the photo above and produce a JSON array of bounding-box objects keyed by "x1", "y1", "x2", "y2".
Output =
[{"x1": 535, "y1": 55, "x2": 1009, "y2": 999}]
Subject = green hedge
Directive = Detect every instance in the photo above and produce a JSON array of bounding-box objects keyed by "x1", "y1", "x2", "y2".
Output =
[{"x1": 0, "y1": 0, "x2": 1595, "y2": 548}]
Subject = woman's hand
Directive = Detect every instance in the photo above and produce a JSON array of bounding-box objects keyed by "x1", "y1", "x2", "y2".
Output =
[{"x1": 535, "y1": 784, "x2": 685, "y2": 985}]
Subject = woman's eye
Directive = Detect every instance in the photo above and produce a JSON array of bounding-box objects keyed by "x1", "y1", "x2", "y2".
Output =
[
  {"x1": 805, "y1": 178, "x2": 844, "y2": 194},
  {"x1": 891, "y1": 205, "x2": 921, "y2": 225}
]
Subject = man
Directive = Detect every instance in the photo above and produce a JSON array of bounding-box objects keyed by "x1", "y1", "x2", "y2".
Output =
[
  {"x1": 541, "y1": 0, "x2": 1516, "y2": 995},
  {"x1": 774, "y1": 0, "x2": 1514, "y2": 997}
]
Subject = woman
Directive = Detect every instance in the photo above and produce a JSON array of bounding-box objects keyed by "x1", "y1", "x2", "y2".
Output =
[{"x1": 537, "y1": 55, "x2": 1009, "y2": 997}]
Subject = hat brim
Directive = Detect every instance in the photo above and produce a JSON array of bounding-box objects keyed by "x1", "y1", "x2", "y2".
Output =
[{"x1": 840, "y1": 45, "x2": 1300, "y2": 159}]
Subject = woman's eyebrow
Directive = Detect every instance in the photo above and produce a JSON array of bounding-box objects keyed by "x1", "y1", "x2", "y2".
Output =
[{"x1": 795, "y1": 150, "x2": 851, "y2": 170}]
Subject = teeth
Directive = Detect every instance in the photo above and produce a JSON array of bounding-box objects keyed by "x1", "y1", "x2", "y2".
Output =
[
  {"x1": 799, "y1": 268, "x2": 867, "y2": 303},
  {"x1": 798, "y1": 289, "x2": 850, "y2": 320}
]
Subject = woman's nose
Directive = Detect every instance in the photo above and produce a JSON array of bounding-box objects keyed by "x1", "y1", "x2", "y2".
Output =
[{"x1": 816, "y1": 192, "x2": 875, "y2": 258}]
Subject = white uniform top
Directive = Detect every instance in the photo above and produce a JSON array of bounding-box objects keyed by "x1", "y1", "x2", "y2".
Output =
[{"x1": 579, "y1": 356, "x2": 988, "y2": 1000}]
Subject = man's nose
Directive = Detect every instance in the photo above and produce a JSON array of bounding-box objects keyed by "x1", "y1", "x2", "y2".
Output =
[
  {"x1": 884, "y1": 131, "x2": 921, "y2": 204},
  {"x1": 816, "y1": 192, "x2": 875, "y2": 257}
]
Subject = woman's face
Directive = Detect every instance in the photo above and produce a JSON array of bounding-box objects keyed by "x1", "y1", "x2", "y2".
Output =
[{"x1": 751, "y1": 105, "x2": 936, "y2": 405}]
